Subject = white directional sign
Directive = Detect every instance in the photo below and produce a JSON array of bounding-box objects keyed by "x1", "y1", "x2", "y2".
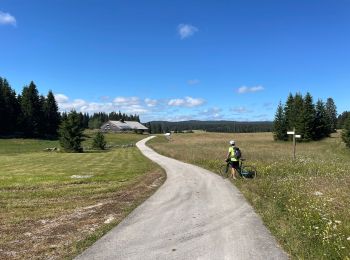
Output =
[
  {"x1": 295, "y1": 135, "x2": 301, "y2": 138},
  {"x1": 287, "y1": 131, "x2": 295, "y2": 135}
]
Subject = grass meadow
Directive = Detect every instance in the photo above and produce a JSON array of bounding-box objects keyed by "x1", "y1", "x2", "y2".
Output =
[
  {"x1": 148, "y1": 132, "x2": 350, "y2": 259},
  {"x1": 0, "y1": 133, "x2": 165, "y2": 259}
]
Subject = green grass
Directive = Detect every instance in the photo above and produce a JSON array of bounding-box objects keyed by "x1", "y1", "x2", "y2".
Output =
[
  {"x1": 0, "y1": 133, "x2": 165, "y2": 259},
  {"x1": 148, "y1": 132, "x2": 350, "y2": 259}
]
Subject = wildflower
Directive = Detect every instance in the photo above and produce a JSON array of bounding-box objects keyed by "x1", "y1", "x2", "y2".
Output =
[
  {"x1": 347, "y1": 237, "x2": 350, "y2": 241},
  {"x1": 334, "y1": 220, "x2": 341, "y2": 224},
  {"x1": 314, "y1": 191, "x2": 323, "y2": 196}
]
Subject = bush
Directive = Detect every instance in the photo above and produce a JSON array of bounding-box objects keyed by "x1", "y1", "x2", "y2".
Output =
[{"x1": 92, "y1": 132, "x2": 106, "y2": 150}]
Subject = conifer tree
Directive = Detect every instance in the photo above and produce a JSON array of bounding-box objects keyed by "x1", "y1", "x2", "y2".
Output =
[
  {"x1": 43, "y1": 91, "x2": 60, "y2": 137},
  {"x1": 301, "y1": 92, "x2": 315, "y2": 141},
  {"x1": 341, "y1": 116, "x2": 350, "y2": 148},
  {"x1": 273, "y1": 102, "x2": 287, "y2": 140},
  {"x1": 284, "y1": 93, "x2": 295, "y2": 131},
  {"x1": 314, "y1": 100, "x2": 330, "y2": 140},
  {"x1": 20, "y1": 81, "x2": 42, "y2": 137},
  {"x1": 337, "y1": 111, "x2": 350, "y2": 129},
  {"x1": 58, "y1": 111, "x2": 85, "y2": 152},
  {"x1": 0, "y1": 78, "x2": 20, "y2": 135},
  {"x1": 326, "y1": 98, "x2": 337, "y2": 133},
  {"x1": 293, "y1": 93, "x2": 304, "y2": 136}
]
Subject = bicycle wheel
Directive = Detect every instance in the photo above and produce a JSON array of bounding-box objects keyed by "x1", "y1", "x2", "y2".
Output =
[
  {"x1": 240, "y1": 165, "x2": 257, "y2": 179},
  {"x1": 219, "y1": 164, "x2": 229, "y2": 178}
]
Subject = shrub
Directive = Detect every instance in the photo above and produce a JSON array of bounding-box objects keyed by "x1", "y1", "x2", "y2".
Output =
[{"x1": 92, "y1": 132, "x2": 106, "y2": 150}]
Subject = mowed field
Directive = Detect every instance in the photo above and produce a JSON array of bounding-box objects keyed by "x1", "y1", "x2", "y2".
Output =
[
  {"x1": 0, "y1": 133, "x2": 165, "y2": 260},
  {"x1": 148, "y1": 132, "x2": 350, "y2": 259}
]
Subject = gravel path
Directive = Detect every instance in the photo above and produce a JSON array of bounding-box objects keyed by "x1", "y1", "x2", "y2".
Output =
[{"x1": 75, "y1": 136, "x2": 288, "y2": 260}]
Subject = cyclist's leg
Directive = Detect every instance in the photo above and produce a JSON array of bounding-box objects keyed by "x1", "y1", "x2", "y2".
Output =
[{"x1": 232, "y1": 161, "x2": 240, "y2": 179}]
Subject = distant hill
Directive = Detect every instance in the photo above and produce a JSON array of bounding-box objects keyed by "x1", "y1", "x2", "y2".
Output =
[{"x1": 144, "y1": 120, "x2": 273, "y2": 133}]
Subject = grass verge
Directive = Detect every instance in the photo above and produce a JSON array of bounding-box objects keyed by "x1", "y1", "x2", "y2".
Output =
[
  {"x1": 0, "y1": 133, "x2": 166, "y2": 259},
  {"x1": 148, "y1": 132, "x2": 350, "y2": 259}
]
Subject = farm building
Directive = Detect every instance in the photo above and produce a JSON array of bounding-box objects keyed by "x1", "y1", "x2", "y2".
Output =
[{"x1": 100, "y1": 120, "x2": 148, "y2": 133}]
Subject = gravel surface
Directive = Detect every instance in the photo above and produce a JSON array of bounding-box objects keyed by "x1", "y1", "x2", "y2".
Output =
[{"x1": 75, "y1": 136, "x2": 288, "y2": 260}]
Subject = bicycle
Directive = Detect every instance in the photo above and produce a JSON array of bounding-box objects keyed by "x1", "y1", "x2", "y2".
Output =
[{"x1": 219, "y1": 159, "x2": 257, "y2": 179}]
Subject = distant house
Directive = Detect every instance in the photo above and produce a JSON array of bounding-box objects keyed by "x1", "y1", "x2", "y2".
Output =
[{"x1": 100, "y1": 120, "x2": 148, "y2": 133}]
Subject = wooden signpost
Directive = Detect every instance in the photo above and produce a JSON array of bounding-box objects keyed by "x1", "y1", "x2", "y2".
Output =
[{"x1": 287, "y1": 127, "x2": 301, "y2": 160}]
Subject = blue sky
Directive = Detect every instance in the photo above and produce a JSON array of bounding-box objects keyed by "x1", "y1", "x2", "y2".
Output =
[{"x1": 1, "y1": 0, "x2": 349, "y2": 122}]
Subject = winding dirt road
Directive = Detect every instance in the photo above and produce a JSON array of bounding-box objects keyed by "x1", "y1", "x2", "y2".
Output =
[{"x1": 76, "y1": 136, "x2": 288, "y2": 260}]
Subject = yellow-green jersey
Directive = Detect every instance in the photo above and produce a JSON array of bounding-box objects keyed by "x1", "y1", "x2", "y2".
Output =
[{"x1": 228, "y1": 146, "x2": 238, "y2": 161}]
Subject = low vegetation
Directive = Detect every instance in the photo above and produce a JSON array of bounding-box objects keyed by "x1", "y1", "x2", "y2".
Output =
[
  {"x1": 148, "y1": 132, "x2": 350, "y2": 259},
  {"x1": 0, "y1": 133, "x2": 165, "y2": 259}
]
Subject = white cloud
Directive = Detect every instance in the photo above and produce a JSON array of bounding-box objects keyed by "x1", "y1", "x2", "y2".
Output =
[
  {"x1": 201, "y1": 107, "x2": 223, "y2": 119},
  {"x1": 187, "y1": 79, "x2": 200, "y2": 85},
  {"x1": 54, "y1": 93, "x2": 69, "y2": 103},
  {"x1": 177, "y1": 24, "x2": 198, "y2": 39},
  {"x1": 230, "y1": 107, "x2": 253, "y2": 114},
  {"x1": 168, "y1": 96, "x2": 205, "y2": 107},
  {"x1": 237, "y1": 85, "x2": 264, "y2": 94},
  {"x1": 144, "y1": 98, "x2": 158, "y2": 107},
  {"x1": 59, "y1": 99, "x2": 87, "y2": 111},
  {"x1": 79, "y1": 102, "x2": 114, "y2": 113},
  {"x1": 0, "y1": 11, "x2": 16, "y2": 26},
  {"x1": 113, "y1": 96, "x2": 140, "y2": 106}
]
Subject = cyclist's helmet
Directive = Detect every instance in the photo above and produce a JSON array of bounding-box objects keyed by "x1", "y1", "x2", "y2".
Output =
[{"x1": 229, "y1": 140, "x2": 235, "y2": 145}]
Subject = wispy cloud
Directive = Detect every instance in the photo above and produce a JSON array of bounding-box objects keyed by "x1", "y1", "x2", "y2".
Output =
[
  {"x1": 168, "y1": 96, "x2": 205, "y2": 107},
  {"x1": 201, "y1": 107, "x2": 223, "y2": 119},
  {"x1": 55, "y1": 94, "x2": 210, "y2": 121},
  {"x1": 187, "y1": 79, "x2": 200, "y2": 85},
  {"x1": 113, "y1": 96, "x2": 140, "y2": 106},
  {"x1": 230, "y1": 106, "x2": 253, "y2": 114},
  {"x1": 54, "y1": 94, "x2": 69, "y2": 103},
  {"x1": 144, "y1": 98, "x2": 158, "y2": 107},
  {"x1": 237, "y1": 85, "x2": 264, "y2": 94},
  {"x1": 0, "y1": 11, "x2": 16, "y2": 26},
  {"x1": 177, "y1": 24, "x2": 198, "y2": 39}
]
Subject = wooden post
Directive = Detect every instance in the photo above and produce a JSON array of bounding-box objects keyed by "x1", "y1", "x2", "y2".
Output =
[{"x1": 293, "y1": 127, "x2": 296, "y2": 160}]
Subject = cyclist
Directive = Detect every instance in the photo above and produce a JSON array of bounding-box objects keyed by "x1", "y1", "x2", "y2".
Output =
[{"x1": 225, "y1": 140, "x2": 239, "y2": 179}]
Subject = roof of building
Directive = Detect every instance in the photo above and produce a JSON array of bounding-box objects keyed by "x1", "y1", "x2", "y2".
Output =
[
  {"x1": 106, "y1": 120, "x2": 148, "y2": 130},
  {"x1": 124, "y1": 121, "x2": 148, "y2": 130}
]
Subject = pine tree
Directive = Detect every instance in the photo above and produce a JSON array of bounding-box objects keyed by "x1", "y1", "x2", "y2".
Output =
[
  {"x1": 293, "y1": 93, "x2": 304, "y2": 137},
  {"x1": 273, "y1": 102, "x2": 287, "y2": 140},
  {"x1": 341, "y1": 116, "x2": 350, "y2": 148},
  {"x1": 325, "y1": 98, "x2": 337, "y2": 133},
  {"x1": 58, "y1": 111, "x2": 85, "y2": 152},
  {"x1": 0, "y1": 78, "x2": 20, "y2": 135},
  {"x1": 20, "y1": 81, "x2": 42, "y2": 137},
  {"x1": 43, "y1": 91, "x2": 60, "y2": 137},
  {"x1": 314, "y1": 100, "x2": 330, "y2": 140},
  {"x1": 284, "y1": 93, "x2": 295, "y2": 131},
  {"x1": 337, "y1": 111, "x2": 350, "y2": 129},
  {"x1": 301, "y1": 92, "x2": 315, "y2": 141}
]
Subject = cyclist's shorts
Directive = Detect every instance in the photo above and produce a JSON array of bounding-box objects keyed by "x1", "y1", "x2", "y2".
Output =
[{"x1": 229, "y1": 161, "x2": 239, "y2": 169}]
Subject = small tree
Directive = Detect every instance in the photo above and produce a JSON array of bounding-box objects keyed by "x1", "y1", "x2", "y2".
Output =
[
  {"x1": 58, "y1": 111, "x2": 85, "y2": 152},
  {"x1": 341, "y1": 116, "x2": 350, "y2": 148},
  {"x1": 92, "y1": 132, "x2": 106, "y2": 150},
  {"x1": 273, "y1": 102, "x2": 287, "y2": 141}
]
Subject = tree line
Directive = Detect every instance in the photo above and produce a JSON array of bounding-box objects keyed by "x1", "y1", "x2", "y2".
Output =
[
  {"x1": 273, "y1": 92, "x2": 338, "y2": 141},
  {"x1": 144, "y1": 120, "x2": 273, "y2": 134},
  {"x1": 0, "y1": 78, "x2": 60, "y2": 138},
  {"x1": 0, "y1": 77, "x2": 139, "y2": 138}
]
